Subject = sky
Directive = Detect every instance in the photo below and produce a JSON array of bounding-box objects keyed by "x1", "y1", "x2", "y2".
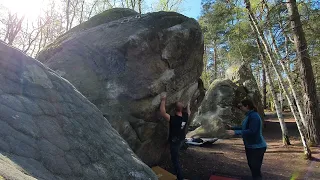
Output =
[
  {"x1": 0, "y1": 0, "x2": 203, "y2": 21},
  {"x1": 145, "y1": 0, "x2": 202, "y2": 20},
  {"x1": 178, "y1": 0, "x2": 202, "y2": 20},
  {"x1": 0, "y1": 0, "x2": 45, "y2": 20}
]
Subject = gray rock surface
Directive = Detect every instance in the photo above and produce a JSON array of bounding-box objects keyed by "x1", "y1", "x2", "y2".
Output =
[
  {"x1": 0, "y1": 42, "x2": 157, "y2": 180},
  {"x1": 188, "y1": 64, "x2": 264, "y2": 138},
  {"x1": 188, "y1": 79, "x2": 246, "y2": 138},
  {"x1": 225, "y1": 63, "x2": 264, "y2": 118},
  {"x1": 37, "y1": 9, "x2": 204, "y2": 165}
]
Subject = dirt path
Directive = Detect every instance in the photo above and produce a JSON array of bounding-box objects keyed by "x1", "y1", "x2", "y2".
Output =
[{"x1": 159, "y1": 112, "x2": 320, "y2": 180}]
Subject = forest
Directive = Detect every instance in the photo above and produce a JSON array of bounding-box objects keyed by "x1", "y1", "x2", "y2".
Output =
[{"x1": 0, "y1": 0, "x2": 319, "y2": 179}]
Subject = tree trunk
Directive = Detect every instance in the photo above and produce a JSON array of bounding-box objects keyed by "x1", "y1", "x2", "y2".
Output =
[
  {"x1": 35, "y1": 27, "x2": 44, "y2": 57},
  {"x1": 138, "y1": 0, "x2": 142, "y2": 14},
  {"x1": 204, "y1": 45, "x2": 208, "y2": 74},
  {"x1": 6, "y1": 13, "x2": 25, "y2": 45},
  {"x1": 263, "y1": 0, "x2": 307, "y2": 128},
  {"x1": 130, "y1": 0, "x2": 136, "y2": 9},
  {"x1": 165, "y1": 0, "x2": 169, "y2": 10},
  {"x1": 88, "y1": 0, "x2": 99, "y2": 19},
  {"x1": 279, "y1": 89, "x2": 283, "y2": 112},
  {"x1": 263, "y1": 61, "x2": 291, "y2": 145},
  {"x1": 245, "y1": 0, "x2": 311, "y2": 158},
  {"x1": 256, "y1": 31, "x2": 290, "y2": 146},
  {"x1": 262, "y1": 64, "x2": 267, "y2": 109},
  {"x1": 269, "y1": 26, "x2": 307, "y2": 128},
  {"x1": 213, "y1": 41, "x2": 218, "y2": 79},
  {"x1": 286, "y1": 0, "x2": 320, "y2": 145},
  {"x1": 24, "y1": 18, "x2": 48, "y2": 53},
  {"x1": 79, "y1": 0, "x2": 85, "y2": 24},
  {"x1": 66, "y1": 0, "x2": 71, "y2": 31},
  {"x1": 69, "y1": 0, "x2": 80, "y2": 30}
]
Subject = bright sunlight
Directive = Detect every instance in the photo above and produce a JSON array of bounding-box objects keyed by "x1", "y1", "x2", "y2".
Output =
[{"x1": 0, "y1": 0, "x2": 47, "y2": 20}]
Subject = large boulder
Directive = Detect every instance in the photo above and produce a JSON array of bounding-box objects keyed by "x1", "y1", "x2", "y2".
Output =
[
  {"x1": 188, "y1": 64, "x2": 264, "y2": 138},
  {"x1": 188, "y1": 79, "x2": 246, "y2": 138},
  {"x1": 0, "y1": 42, "x2": 156, "y2": 180},
  {"x1": 225, "y1": 63, "x2": 264, "y2": 118},
  {"x1": 37, "y1": 9, "x2": 204, "y2": 165},
  {"x1": 40, "y1": 8, "x2": 139, "y2": 58}
]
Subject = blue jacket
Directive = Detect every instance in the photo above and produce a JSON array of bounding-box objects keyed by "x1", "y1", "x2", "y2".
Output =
[{"x1": 233, "y1": 110, "x2": 267, "y2": 149}]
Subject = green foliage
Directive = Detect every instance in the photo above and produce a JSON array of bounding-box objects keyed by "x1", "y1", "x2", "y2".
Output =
[
  {"x1": 125, "y1": 0, "x2": 320, "y2": 106},
  {"x1": 200, "y1": 0, "x2": 320, "y2": 106},
  {"x1": 201, "y1": 49, "x2": 213, "y2": 89},
  {"x1": 299, "y1": 1, "x2": 320, "y2": 92},
  {"x1": 200, "y1": 0, "x2": 261, "y2": 84}
]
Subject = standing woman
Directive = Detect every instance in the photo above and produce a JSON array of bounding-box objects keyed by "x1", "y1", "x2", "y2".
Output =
[{"x1": 227, "y1": 99, "x2": 267, "y2": 180}]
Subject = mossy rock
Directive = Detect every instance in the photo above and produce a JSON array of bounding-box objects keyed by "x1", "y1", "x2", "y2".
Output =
[
  {"x1": 68, "y1": 8, "x2": 138, "y2": 34},
  {"x1": 37, "y1": 8, "x2": 138, "y2": 61}
]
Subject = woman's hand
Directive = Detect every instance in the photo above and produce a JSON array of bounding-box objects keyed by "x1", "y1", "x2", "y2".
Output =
[
  {"x1": 225, "y1": 124, "x2": 232, "y2": 129},
  {"x1": 226, "y1": 130, "x2": 235, "y2": 136}
]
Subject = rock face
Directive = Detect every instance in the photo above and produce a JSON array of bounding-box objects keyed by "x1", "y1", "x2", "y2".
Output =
[
  {"x1": 37, "y1": 9, "x2": 204, "y2": 165},
  {"x1": 225, "y1": 63, "x2": 264, "y2": 118},
  {"x1": 189, "y1": 64, "x2": 263, "y2": 138},
  {"x1": 188, "y1": 79, "x2": 246, "y2": 138},
  {"x1": 0, "y1": 42, "x2": 157, "y2": 180}
]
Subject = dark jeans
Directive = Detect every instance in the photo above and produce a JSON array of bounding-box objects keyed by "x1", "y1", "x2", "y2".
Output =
[
  {"x1": 245, "y1": 147, "x2": 266, "y2": 180},
  {"x1": 170, "y1": 140, "x2": 184, "y2": 180}
]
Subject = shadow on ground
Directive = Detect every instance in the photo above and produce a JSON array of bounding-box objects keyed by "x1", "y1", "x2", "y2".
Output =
[{"x1": 159, "y1": 112, "x2": 320, "y2": 180}]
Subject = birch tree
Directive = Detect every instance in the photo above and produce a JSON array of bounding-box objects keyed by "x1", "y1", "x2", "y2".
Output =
[
  {"x1": 256, "y1": 35, "x2": 291, "y2": 145},
  {"x1": 244, "y1": 0, "x2": 311, "y2": 158}
]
